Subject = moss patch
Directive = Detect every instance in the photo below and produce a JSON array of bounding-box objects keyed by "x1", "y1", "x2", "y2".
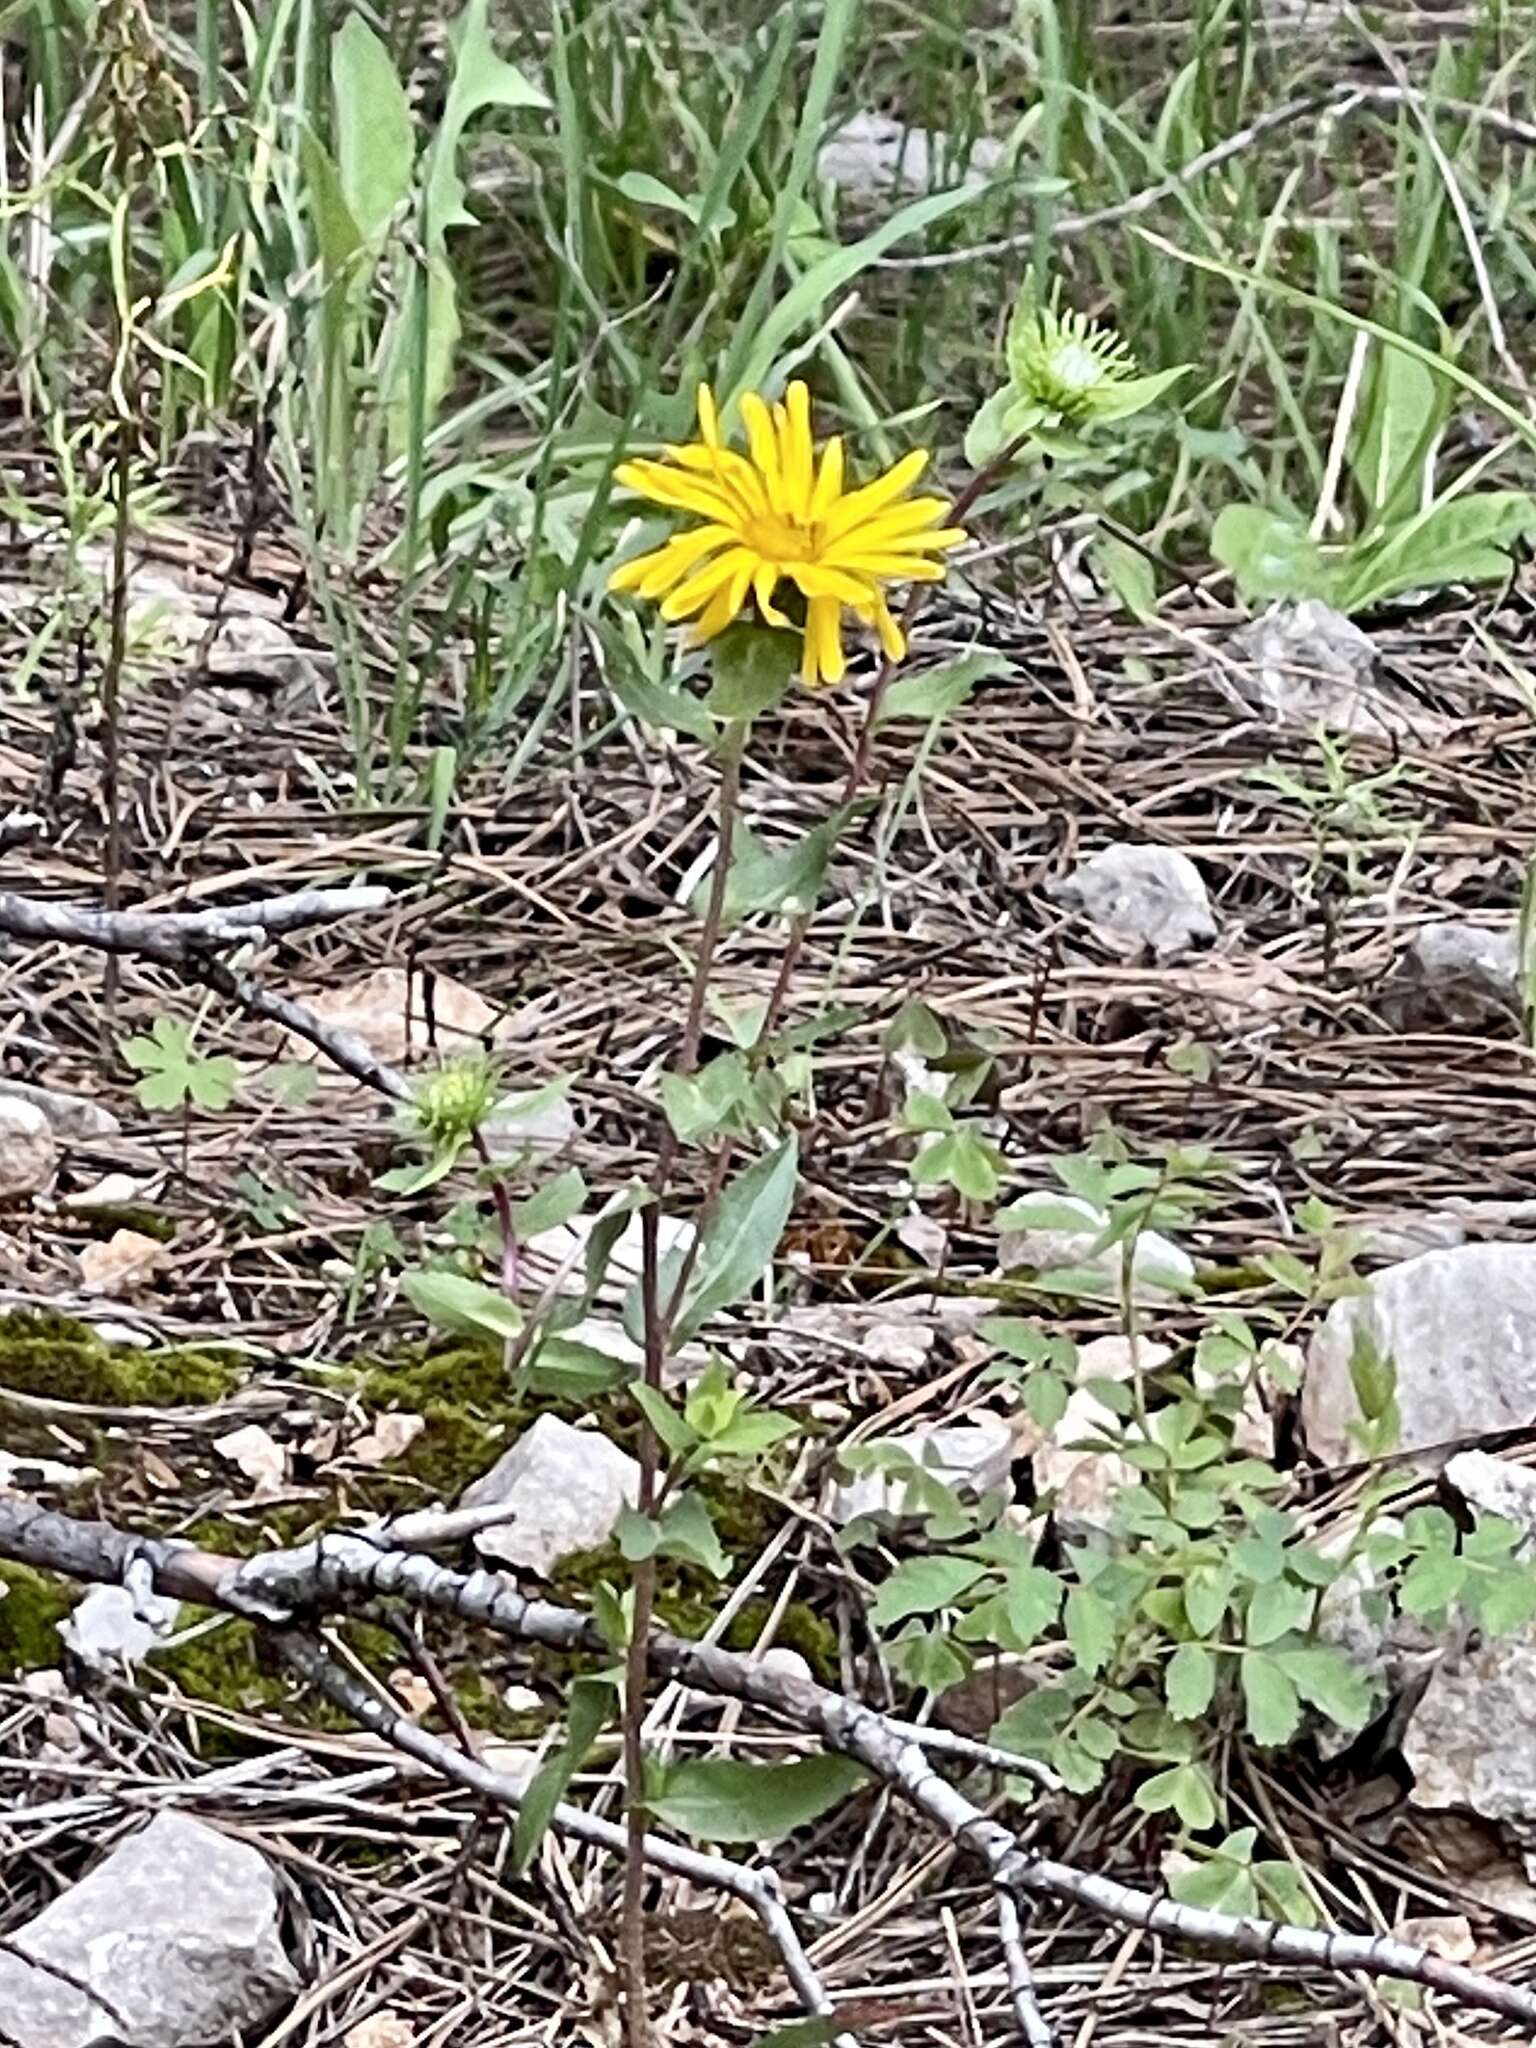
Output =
[
  {"x1": 0, "y1": 1562, "x2": 74, "y2": 1675},
  {"x1": 0, "y1": 1311, "x2": 242, "y2": 1407}
]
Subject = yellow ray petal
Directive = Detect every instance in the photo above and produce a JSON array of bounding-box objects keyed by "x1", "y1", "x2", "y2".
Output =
[
  {"x1": 785, "y1": 561, "x2": 874, "y2": 605},
  {"x1": 692, "y1": 583, "x2": 742, "y2": 643},
  {"x1": 615, "y1": 460, "x2": 740, "y2": 524},
  {"x1": 822, "y1": 554, "x2": 949, "y2": 581},
  {"x1": 867, "y1": 592, "x2": 905, "y2": 661},
  {"x1": 840, "y1": 495, "x2": 959, "y2": 540},
  {"x1": 808, "y1": 434, "x2": 845, "y2": 521},
  {"x1": 660, "y1": 546, "x2": 756, "y2": 622},
  {"x1": 739, "y1": 392, "x2": 788, "y2": 515},
  {"x1": 799, "y1": 594, "x2": 846, "y2": 688},
  {"x1": 777, "y1": 381, "x2": 815, "y2": 522},
  {"x1": 633, "y1": 524, "x2": 738, "y2": 598},
  {"x1": 817, "y1": 448, "x2": 930, "y2": 543},
  {"x1": 753, "y1": 561, "x2": 790, "y2": 627},
  {"x1": 696, "y1": 383, "x2": 720, "y2": 448}
]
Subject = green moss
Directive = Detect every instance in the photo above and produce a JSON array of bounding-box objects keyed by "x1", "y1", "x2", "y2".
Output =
[
  {"x1": 724, "y1": 1600, "x2": 839, "y2": 1685},
  {"x1": 352, "y1": 1341, "x2": 536, "y2": 1503},
  {"x1": 78, "y1": 1206, "x2": 176, "y2": 1242},
  {"x1": 153, "y1": 1615, "x2": 289, "y2": 1716},
  {"x1": 0, "y1": 1563, "x2": 73, "y2": 1675},
  {"x1": 0, "y1": 1311, "x2": 241, "y2": 1408}
]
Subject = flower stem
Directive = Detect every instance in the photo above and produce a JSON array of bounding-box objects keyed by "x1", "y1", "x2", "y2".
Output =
[{"x1": 621, "y1": 729, "x2": 744, "y2": 2048}]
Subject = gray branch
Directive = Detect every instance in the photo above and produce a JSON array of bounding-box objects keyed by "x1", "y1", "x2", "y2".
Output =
[
  {"x1": 4, "y1": 1499, "x2": 1536, "y2": 2030},
  {"x1": 0, "y1": 886, "x2": 391, "y2": 964},
  {"x1": 273, "y1": 1629, "x2": 852, "y2": 2045}
]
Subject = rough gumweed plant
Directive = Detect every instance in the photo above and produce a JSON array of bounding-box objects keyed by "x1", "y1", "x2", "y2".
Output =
[{"x1": 966, "y1": 271, "x2": 1190, "y2": 467}]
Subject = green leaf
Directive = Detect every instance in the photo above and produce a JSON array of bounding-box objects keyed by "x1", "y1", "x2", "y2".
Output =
[
  {"x1": 888, "y1": 1624, "x2": 969, "y2": 1693},
  {"x1": 727, "y1": 184, "x2": 978, "y2": 405},
  {"x1": 630, "y1": 1383, "x2": 697, "y2": 1460},
  {"x1": 1165, "y1": 1642, "x2": 1216, "y2": 1720},
  {"x1": 714, "y1": 808, "x2": 857, "y2": 925},
  {"x1": 1088, "y1": 364, "x2": 1190, "y2": 423},
  {"x1": 1339, "y1": 490, "x2": 1536, "y2": 613},
  {"x1": 614, "y1": 169, "x2": 737, "y2": 232},
  {"x1": 1064, "y1": 1584, "x2": 1116, "y2": 1679},
  {"x1": 645, "y1": 1754, "x2": 867, "y2": 1843},
  {"x1": 512, "y1": 1675, "x2": 614, "y2": 1872},
  {"x1": 1398, "y1": 1548, "x2": 1467, "y2": 1618},
  {"x1": 704, "y1": 623, "x2": 796, "y2": 720},
  {"x1": 1094, "y1": 535, "x2": 1158, "y2": 622},
  {"x1": 512, "y1": 1168, "x2": 587, "y2": 1240},
  {"x1": 606, "y1": 663, "x2": 719, "y2": 743},
  {"x1": 1240, "y1": 1651, "x2": 1302, "y2": 1747},
  {"x1": 947, "y1": 1128, "x2": 1002, "y2": 1203},
  {"x1": 1244, "y1": 1577, "x2": 1312, "y2": 1647},
  {"x1": 1348, "y1": 340, "x2": 1447, "y2": 526},
  {"x1": 652, "y1": 1491, "x2": 730, "y2": 1578},
  {"x1": 1170, "y1": 1852, "x2": 1258, "y2": 1916},
  {"x1": 673, "y1": 1136, "x2": 798, "y2": 1341},
  {"x1": 520, "y1": 1335, "x2": 628, "y2": 1396},
  {"x1": 1211, "y1": 504, "x2": 1335, "y2": 606},
  {"x1": 401, "y1": 1268, "x2": 522, "y2": 1342},
  {"x1": 1023, "y1": 1371, "x2": 1069, "y2": 1432},
  {"x1": 1135, "y1": 1761, "x2": 1217, "y2": 1831},
  {"x1": 964, "y1": 386, "x2": 1017, "y2": 471},
  {"x1": 876, "y1": 652, "x2": 1012, "y2": 725},
  {"x1": 331, "y1": 15, "x2": 415, "y2": 243},
  {"x1": 298, "y1": 128, "x2": 364, "y2": 280},
  {"x1": 871, "y1": 1556, "x2": 987, "y2": 1629},
  {"x1": 1278, "y1": 1644, "x2": 1375, "y2": 1732}
]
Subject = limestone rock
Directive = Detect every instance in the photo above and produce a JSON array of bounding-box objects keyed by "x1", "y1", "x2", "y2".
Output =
[
  {"x1": 1444, "y1": 1449, "x2": 1536, "y2": 1539},
  {"x1": 0, "y1": 1079, "x2": 120, "y2": 1142},
  {"x1": 1404, "y1": 1633, "x2": 1536, "y2": 1824},
  {"x1": 828, "y1": 1420, "x2": 1016, "y2": 1527},
  {"x1": 1227, "y1": 601, "x2": 1415, "y2": 734},
  {"x1": 282, "y1": 967, "x2": 520, "y2": 1072},
  {"x1": 1303, "y1": 1244, "x2": 1536, "y2": 1467},
  {"x1": 997, "y1": 1190, "x2": 1194, "y2": 1300},
  {"x1": 1384, "y1": 921, "x2": 1521, "y2": 1034},
  {"x1": 0, "y1": 1097, "x2": 56, "y2": 1198},
  {"x1": 818, "y1": 111, "x2": 1004, "y2": 203},
  {"x1": 77, "y1": 1229, "x2": 169, "y2": 1298},
  {"x1": 460, "y1": 1414, "x2": 640, "y2": 1575},
  {"x1": 1047, "y1": 842, "x2": 1216, "y2": 960},
  {"x1": 60, "y1": 1584, "x2": 179, "y2": 1670},
  {"x1": 0, "y1": 1810, "x2": 296, "y2": 2047}
]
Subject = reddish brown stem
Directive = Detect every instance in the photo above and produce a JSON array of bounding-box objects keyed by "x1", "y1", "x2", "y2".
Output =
[{"x1": 621, "y1": 735, "x2": 742, "y2": 2048}]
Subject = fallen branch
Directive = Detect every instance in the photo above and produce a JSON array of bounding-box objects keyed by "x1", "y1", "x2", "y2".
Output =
[
  {"x1": 2, "y1": 1499, "x2": 1534, "y2": 2030},
  {"x1": 0, "y1": 885, "x2": 391, "y2": 965},
  {"x1": 274, "y1": 1627, "x2": 852, "y2": 2045}
]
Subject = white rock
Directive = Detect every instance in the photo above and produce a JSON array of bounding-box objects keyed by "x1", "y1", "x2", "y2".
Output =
[
  {"x1": 1227, "y1": 601, "x2": 1415, "y2": 734},
  {"x1": 460, "y1": 1414, "x2": 640, "y2": 1575},
  {"x1": 281, "y1": 967, "x2": 521, "y2": 1071},
  {"x1": 1444, "y1": 1449, "x2": 1536, "y2": 1538},
  {"x1": 1392, "y1": 1914, "x2": 1476, "y2": 1963},
  {"x1": 61, "y1": 1172, "x2": 154, "y2": 1213},
  {"x1": 0, "y1": 1097, "x2": 56, "y2": 1198},
  {"x1": 1032, "y1": 1384, "x2": 1138, "y2": 1538},
  {"x1": 818, "y1": 111, "x2": 1004, "y2": 203},
  {"x1": 0, "y1": 1080, "x2": 120, "y2": 1141},
  {"x1": 828, "y1": 1420, "x2": 1016, "y2": 1527},
  {"x1": 1386, "y1": 921, "x2": 1521, "y2": 1033},
  {"x1": 482, "y1": 1088, "x2": 576, "y2": 1160},
  {"x1": 343, "y1": 2018, "x2": 417, "y2": 2048},
  {"x1": 997, "y1": 1190, "x2": 1195, "y2": 1299},
  {"x1": 212, "y1": 1423, "x2": 287, "y2": 1499},
  {"x1": 1405, "y1": 1633, "x2": 1536, "y2": 1823},
  {"x1": 77, "y1": 1229, "x2": 169, "y2": 1298},
  {"x1": 61, "y1": 1584, "x2": 180, "y2": 1669},
  {"x1": 1047, "y1": 842, "x2": 1216, "y2": 960},
  {"x1": 0, "y1": 1448, "x2": 97, "y2": 1492},
  {"x1": 0, "y1": 1810, "x2": 295, "y2": 2047},
  {"x1": 1303, "y1": 1244, "x2": 1536, "y2": 1467}
]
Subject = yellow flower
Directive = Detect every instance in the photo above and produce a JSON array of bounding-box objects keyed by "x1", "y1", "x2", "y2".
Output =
[{"x1": 608, "y1": 382, "x2": 967, "y2": 689}]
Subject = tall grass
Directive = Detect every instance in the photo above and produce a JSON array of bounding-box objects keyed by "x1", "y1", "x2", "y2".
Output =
[{"x1": 3, "y1": 0, "x2": 1532, "y2": 801}]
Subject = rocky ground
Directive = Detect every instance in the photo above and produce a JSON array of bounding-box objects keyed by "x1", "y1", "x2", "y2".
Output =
[{"x1": 4, "y1": 506, "x2": 1536, "y2": 2042}]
